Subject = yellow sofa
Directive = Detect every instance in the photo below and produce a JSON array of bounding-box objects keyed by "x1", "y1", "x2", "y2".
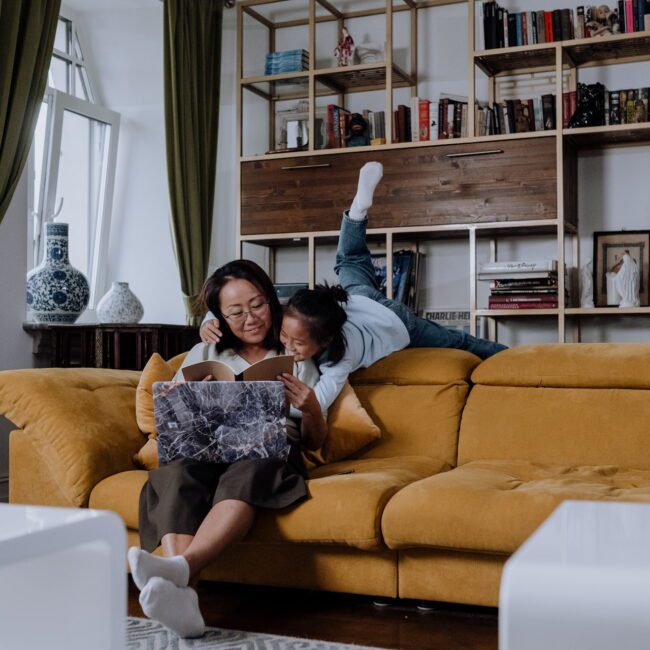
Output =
[{"x1": 3, "y1": 344, "x2": 650, "y2": 606}]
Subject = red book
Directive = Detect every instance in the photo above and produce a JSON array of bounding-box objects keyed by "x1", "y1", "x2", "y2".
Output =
[
  {"x1": 327, "y1": 105, "x2": 337, "y2": 149},
  {"x1": 562, "y1": 92, "x2": 571, "y2": 128},
  {"x1": 489, "y1": 301, "x2": 559, "y2": 309},
  {"x1": 522, "y1": 11, "x2": 528, "y2": 44},
  {"x1": 418, "y1": 99, "x2": 431, "y2": 141},
  {"x1": 545, "y1": 12, "x2": 554, "y2": 41},
  {"x1": 625, "y1": 0, "x2": 634, "y2": 32}
]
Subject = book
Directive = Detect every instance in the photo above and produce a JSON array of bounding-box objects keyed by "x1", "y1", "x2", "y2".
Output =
[
  {"x1": 181, "y1": 355, "x2": 294, "y2": 382},
  {"x1": 410, "y1": 96, "x2": 420, "y2": 142},
  {"x1": 537, "y1": 10, "x2": 546, "y2": 43},
  {"x1": 545, "y1": 11, "x2": 554, "y2": 41},
  {"x1": 542, "y1": 94, "x2": 556, "y2": 130},
  {"x1": 419, "y1": 99, "x2": 431, "y2": 140},
  {"x1": 478, "y1": 271, "x2": 558, "y2": 280},
  {"x1": 488, "y1": 295, "x2": 558, "y2": 304},
  {"x1": 488, "y1": 301, "x2": 559, "y2": 309},
  {"x1": 479, "y1": 260, "x2": 558, "y2": 273}
]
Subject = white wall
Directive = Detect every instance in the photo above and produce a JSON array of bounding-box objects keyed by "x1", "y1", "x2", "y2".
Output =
[
  {"x1": 0, "y1": 173, "x2": 34, "y2": 500},
  {"x1": 75, "y1": 2, "x2": 185, "y2": 323}
]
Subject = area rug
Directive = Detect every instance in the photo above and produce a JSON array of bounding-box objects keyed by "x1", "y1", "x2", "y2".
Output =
[{"x1": 126, "y1": 617, "x2": 385, "y2": 649}]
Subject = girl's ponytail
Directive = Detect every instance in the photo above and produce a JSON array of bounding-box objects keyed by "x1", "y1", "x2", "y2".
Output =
[{"x1": 286, "y1": 283, "x2": 348, "y2": 364}]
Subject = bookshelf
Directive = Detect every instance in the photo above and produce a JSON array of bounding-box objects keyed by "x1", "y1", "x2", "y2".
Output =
[{"x1": 236, "y1": 0, "x2": 650, "y2": 344}]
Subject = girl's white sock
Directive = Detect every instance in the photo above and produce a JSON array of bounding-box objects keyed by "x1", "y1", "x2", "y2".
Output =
[
  {"x1": 139, "y1": 576, "x2": 205, "y2": 639},
  {"x1": 348, "y1": 161, "x2": 384, "y2": 221},
  {"x1": 128, "y1": 546, "x2": 189, "y2": 591}
]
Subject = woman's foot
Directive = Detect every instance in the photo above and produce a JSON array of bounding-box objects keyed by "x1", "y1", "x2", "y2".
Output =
[
  {"x1": 349, "y1": 161, "x2": 384, "y2": 221},
  {"x1": 139, "y1": 576, "x2": 205, "y2": 638},
  {"x1": 127, "y1": 546, "x2": 190, "y2": 590}
]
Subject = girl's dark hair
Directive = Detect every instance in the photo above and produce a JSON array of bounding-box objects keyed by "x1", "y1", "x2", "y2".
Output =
[
  {"x1": 196, "y1": 260, "x2": 283, "y2": 354},
  {"x1": 286, "y1": 283, "x2": 348, "y2": 364}
]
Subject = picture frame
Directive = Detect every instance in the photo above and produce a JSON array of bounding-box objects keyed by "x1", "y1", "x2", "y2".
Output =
[{"x1": 593, "y1": 230, "x2": 650, "y2": 307}]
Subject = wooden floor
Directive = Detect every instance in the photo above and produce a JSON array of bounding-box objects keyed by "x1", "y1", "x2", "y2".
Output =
[{"x1": 128, "y1": 579, "x2": 498, "y2": 650}]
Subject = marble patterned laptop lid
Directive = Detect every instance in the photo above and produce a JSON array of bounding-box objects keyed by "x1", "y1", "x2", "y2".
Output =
[{"x1": 153, "y1": 381, "x2": 289, "y2": 465}]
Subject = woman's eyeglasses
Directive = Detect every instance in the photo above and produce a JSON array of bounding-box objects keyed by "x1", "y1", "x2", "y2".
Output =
[{"x1": 223, "y1": 301, "x2": 270, "y2": 325}]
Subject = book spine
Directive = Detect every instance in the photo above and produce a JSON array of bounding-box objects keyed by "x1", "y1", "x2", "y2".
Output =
[
  {"x1": 508, "y1": 13, "x2": 518, "y2": 46},
  {"x1": 514, "y1": 99, "x2": 525, "y2": 133},
  {"x1": 533, "y1": 96, "x2": 543, "y2": 131},
  {"x1": 488, "y1": 301, "x2": 559, "y2": 309},
  {"x1": 430, "y1": 101, "x2": 439, "y2": 140},
  {"x1": 646, "y1": 0, "x2": 650, "y2": 30},
  {"x1": 563, "y1": 92, "x2": 571, "y2": 128},
  {"x1": 532, "y1": 11, "x2": 538, "y2": 43},
  {"x1": 506, "y1": 99, "x2": 516, "y2": 133},
  {"x1": 503, "y1": 9, "x2": 509, "y2": 47},
  {"x1": 483, "y1": 1, "x2": 491, "y2": 49},
  {"x1": 619, "y1": 0, "x2": 627, "y2": 32},
  {"x1": 497, "y1": 6, "x2": 505, "y2": 48},
  {"x1": 576, "y1": 7, "x2": 584, "y2": 38},
  {"x1": 610, "y1": 92, "x2": 621, "y2": 124},
  {"x1": 411, "y1": 97, "x2": 420, "y2": 142},
  {"x1": 405, "y1": 106, "x2": 412, "y2": 142},
  {"x1": 419, "y1": 99, "x2": 431, "y2": 141},
  {"x1": 545, "y1": 11, "x2": 554, "y2": 42},
  {"x1": 634, "y1": 0, "x2": 640, "y2": 31},
  {"x1": 522, "y1": 11, "x2": 528, "y2": 45},
  {"x1": 626, "y1": 0, "x2": 634, "y2": 32},
  {"x1": 552, "y1": 10, "x2": 562, "y2": 41},
  {"x1": 537, "y1": 11, "x2": 546, "y2": 43},
  {"x1": 453, "y1": 102, "x2": 462, "y2": 138},
  {"x1": 447, "y1": 102, "x2": 455, "y2": 138},
  {"x1": 516, "y1": 13, "x2": 523, "y2": 46},
  {"x1": 638, "y1": 0, "x2": 645, "y2": 31},
  {"x1": 489, "y1": 295, "x2": 558, "y2": 304},
  {"x1": 480, "y1": 261, "x2": 558, "y2": 273},
  {"x1": 327, "y1": 105, "x2": 335, "y2": 149},
  {"x1": 561, "y1": 9, "x2": 571, "y2": 40}
]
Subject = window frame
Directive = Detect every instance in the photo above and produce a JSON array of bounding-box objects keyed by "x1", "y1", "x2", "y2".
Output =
[{"x1": 28, "y1": 8, "x2": 121, "y2": 309}]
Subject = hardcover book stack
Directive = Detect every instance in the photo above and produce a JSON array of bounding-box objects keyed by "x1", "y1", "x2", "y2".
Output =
[
  {"x1": 372, "y1": 250, "x2": 424, "y2": 311},
  {"x1": 481, "y1": 2, "x2": 650, "y2": 49},
  {"x1": 478, "y1": 94, "x2": 557, "y2": 135},
  {"x1": 479, "y1": 260, "x2": 560, "y2": 309},
  {"x1": 264, "y1": 49, "x2": 309, "y2": 75}
]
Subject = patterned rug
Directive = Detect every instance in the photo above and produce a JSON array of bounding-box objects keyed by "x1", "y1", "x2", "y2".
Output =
[{"x1": 126, "y1": 617, "x2": 385, "y2": 649}]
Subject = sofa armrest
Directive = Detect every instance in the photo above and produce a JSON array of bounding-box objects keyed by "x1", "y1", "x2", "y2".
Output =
[{"x1": 0, "y1": 367, "x2": 142, "y2": 507}]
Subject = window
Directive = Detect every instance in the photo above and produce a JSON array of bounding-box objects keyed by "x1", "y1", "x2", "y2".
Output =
[{"x1": 29, "y1": 12, "x2": 120, "y2": 308}]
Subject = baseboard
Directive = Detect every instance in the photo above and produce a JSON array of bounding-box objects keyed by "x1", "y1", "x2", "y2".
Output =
[{"x1": 0, "y1": 474, "x2": 8, "y2": 503}]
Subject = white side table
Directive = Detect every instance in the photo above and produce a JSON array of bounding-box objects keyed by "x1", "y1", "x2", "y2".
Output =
[
  {"x1": 0, "y1": 504, "x2": 126, "y2": 650},
  {"x1": 500, "y1": 500, "x2": 650, "y2": 650}
]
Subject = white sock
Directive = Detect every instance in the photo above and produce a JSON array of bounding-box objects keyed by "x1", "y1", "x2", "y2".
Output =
[
  {"x1": 128, "y1": 546, "x2": 190, "y2": 591},
  {"x1": 139, "y1": 576, "x2": 205, "y2": 639},
  {"x1": 348, "y1": 161, "x2": 384, "y2": 221}
]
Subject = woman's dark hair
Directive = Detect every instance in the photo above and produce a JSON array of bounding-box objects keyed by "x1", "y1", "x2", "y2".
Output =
[
  {"x1": 285, "y1": 283, "x2": 348, "y2": 364},
  {"x1": 196, "y1": 260, "x2": 283, "y2": 354}
]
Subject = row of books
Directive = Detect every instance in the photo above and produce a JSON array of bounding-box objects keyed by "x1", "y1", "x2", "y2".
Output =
[
  {"x1": 479, "y1": 260, "x2": 561, "y2": 309},
  {"x1": 478, "y1": 94, "x2": 557, "y2": 135},
  {"x1": 606, "y1": 87, "x2": 650, "y2": 124},
  {"x1": 264, "y1": 49, "x2": 308, "y2": 75},
  {"x1": 482, "y1": 2, "x2": 650, "y2": 50},
  {"x1": 372, "y1": 250, "x2": 424, "y2": 312}
]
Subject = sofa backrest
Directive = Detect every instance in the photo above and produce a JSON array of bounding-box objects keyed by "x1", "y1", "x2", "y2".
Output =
[
  {"x1": 458, "y1": 344, "x2": 650, "y2": 468},
  {"x1": 350, "y1": 348, "x2": 480, "y2": 466}
]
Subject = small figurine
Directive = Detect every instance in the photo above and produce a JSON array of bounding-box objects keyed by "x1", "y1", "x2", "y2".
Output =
[
  {"x1": 334, "y1": 27, "x2": 355, "y2": 67},
  {"x1": 345, "y1": 113, "x2": 370, "y2": 147},
  {"x1": 585, "y1": 5, "x2": 620, "y2": 37},
  {"x1": 580, "y1": 260, "x2": 595, "y2": 308},
  {"x1": 614, "y1": 252, "x2": 640, "y2": 308}
]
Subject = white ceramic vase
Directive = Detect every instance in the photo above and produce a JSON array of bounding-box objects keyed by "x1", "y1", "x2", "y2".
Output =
[{"x1": 96, "y1": 282, "x2": 144, "y2": 323}]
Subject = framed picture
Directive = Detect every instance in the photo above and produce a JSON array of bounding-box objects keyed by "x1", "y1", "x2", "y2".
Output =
[{"x1": 593, "y1": 230, "x2": 650, "y2": 307}]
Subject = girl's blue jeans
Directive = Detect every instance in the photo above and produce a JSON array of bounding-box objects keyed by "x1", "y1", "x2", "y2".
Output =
[{"x1": 334, "y1": 212, "x2": 507, "y2": 360}]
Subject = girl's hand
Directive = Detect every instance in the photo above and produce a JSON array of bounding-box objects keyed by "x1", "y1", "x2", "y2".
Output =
[
  {"x1": 279, "y1": 373, "x2": 320, "y2": 415},
  {"x1": 202, "y1": 374, "x2": 213, "y2": 382},
  {"x1": 200, "y1": 319, "x2": 223, "y2": 344}
]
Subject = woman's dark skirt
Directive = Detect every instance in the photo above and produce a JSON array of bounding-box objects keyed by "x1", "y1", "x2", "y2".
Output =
[{"x1": 139, "y1": 445, "x2": 307, "y2": 552}]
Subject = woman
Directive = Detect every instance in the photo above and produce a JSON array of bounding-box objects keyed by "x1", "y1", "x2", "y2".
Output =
[{"x1": 128, "y1": 260, "x2": 326, "y2": 638}]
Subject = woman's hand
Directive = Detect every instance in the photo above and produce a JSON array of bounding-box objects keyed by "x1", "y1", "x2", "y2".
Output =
[
  {"x1": 278, "y1": 373, "x2": 320, "y2": 416},
  {"x1": 200, "y1": 319, "x2": 223, "y2": 344}
]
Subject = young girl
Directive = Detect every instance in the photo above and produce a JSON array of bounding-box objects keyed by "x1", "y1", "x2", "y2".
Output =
[{"x1": 202, "y1": 162, "x2": 506, "y2": 410}]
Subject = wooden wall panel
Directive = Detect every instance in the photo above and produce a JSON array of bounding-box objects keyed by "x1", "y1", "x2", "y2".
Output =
[{"x1": 241, "y1": 139, "x2": 557, "y2": 235}]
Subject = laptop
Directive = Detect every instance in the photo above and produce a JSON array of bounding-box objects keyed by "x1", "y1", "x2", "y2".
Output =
[{"x1": 153, "y1": 380, "x2": 289, "y2": 465}]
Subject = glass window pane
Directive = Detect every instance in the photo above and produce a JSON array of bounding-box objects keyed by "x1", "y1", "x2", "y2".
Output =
[
  {"x1": 54, "y1": 19, "x2": 70, "y2": 54},
  {"x1": 32, "y1": 99, "x2": 50, "y2": 221},
  {"x1": 54, "y1": 110, "x2": 111, "y2": 299},
  {"x1": 49, "y1": 56, "x2": 70, "y2": 92},
  {"x1": 75, "y1": 66, "x2": 88, "y2": 100}
]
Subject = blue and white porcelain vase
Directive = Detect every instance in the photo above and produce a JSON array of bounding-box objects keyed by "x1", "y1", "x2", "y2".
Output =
[
  {"x1": 26, "y1": 223, "x2": 90, "y2": 323},
  {"x1": 96, "y1": 282, "x2": 144, "y2": 324}
]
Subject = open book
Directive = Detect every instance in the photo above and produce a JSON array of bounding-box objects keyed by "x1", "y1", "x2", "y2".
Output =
[{"x1": 181, "y1": 354, "x2": 294, "y2": 382}]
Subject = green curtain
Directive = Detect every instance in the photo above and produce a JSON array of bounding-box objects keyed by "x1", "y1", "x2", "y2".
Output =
[
  {"x1": 164, "y1": 0, "x2": 223, "y2": 326},
  {"x1": 0, "y1": 0, "x2": 61, "y2": 225}
]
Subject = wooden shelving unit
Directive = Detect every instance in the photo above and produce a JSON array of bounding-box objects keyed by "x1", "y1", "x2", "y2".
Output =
[{"x1": 236, "y1": 0, "x2": 650, "y2": 344}]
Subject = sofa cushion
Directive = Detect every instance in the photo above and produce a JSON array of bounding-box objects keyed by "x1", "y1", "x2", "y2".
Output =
[
  {"x1": 382, "y1": 460, "x2": 650, "y2": 554},
  {"x1": 459, "y1": 344, "x2": 650, "y2": 468},
  {"x1": 91, "y1": 456, "x2": 447, "y2": 550},
  {"x1": 303, "y1": 381, "x2": 382, "y2": 467},
  {"x1": 350, "y1": 348, "x2": 479, "y2": 464}
]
